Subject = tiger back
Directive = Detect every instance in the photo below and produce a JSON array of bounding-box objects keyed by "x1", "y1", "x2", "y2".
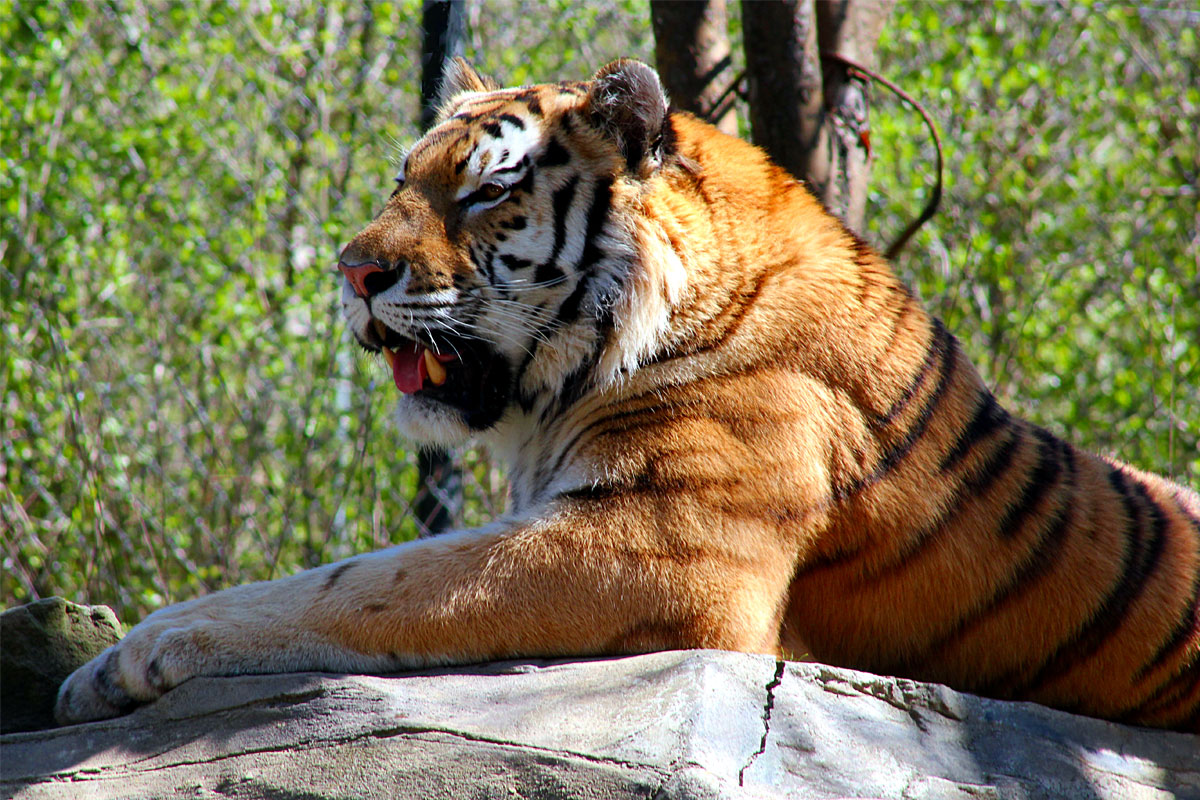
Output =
[
  {"x1": 55, "y1": 59, "x2": 1200, "y2": 732},
  {"x1": 336, "y1": 59, "x2": 1200, "y2": 730}
]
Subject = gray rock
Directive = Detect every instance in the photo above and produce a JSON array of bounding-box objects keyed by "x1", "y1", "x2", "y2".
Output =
[
  {"x1": 1, "y1": 650, "x2": 1196, "y2": 799},
  {"x1": 0, "y1": 598, "x2": 123, "y2": 734}
]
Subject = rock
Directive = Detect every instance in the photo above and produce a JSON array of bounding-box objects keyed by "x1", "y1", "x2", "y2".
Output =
[
  {"x1": 1, "y1": 650, "x2": 1196, "y2": 799},
  {"x1": 0, "y1": 598, "x2": 123, "y2": 734}
]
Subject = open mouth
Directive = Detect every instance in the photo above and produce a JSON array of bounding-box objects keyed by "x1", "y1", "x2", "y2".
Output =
[
  {"x1": 362, "y1": 317, "x2": 512, "y2": 430},
  {"x1": 382, "y1": 337, "x2": 457, "y2": 395}
]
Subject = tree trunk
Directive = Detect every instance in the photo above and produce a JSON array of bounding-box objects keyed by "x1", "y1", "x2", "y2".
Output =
[
  {"x1": 815, "y1": 0, "x2": 894, "y2": 233},
  {"x1": 741, "y1": 0, "x2": 828, "y2": 193},
  {"x1": 741, "y1": 0, "x2": 893, "y2": 235},
  {"x1": 414, "y1": 0, "x2": 467, "y2": 535},
  {"x1": 650, "y1": 0, "x2": 738, "y2": 135}
]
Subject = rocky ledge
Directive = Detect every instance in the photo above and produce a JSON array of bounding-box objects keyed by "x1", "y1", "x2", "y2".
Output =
[{"x1": 2, "y1": 649, "x2": 1197, "y2": 799}]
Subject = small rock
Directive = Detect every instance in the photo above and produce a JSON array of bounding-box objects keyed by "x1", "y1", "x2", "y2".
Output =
[{"x1": 0, "y1": 597, "x2": 123, "y2": 734}]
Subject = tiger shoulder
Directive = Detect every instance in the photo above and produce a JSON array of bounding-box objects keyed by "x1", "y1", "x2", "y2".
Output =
[
  {"x1": 351, "y1": 59, "x2": 1199, "y2": 730},
  {"x1": 55, "y1": 59, "x2": 1200, "y2": 733}
]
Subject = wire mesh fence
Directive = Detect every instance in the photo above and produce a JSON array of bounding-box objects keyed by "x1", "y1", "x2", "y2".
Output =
[{"x1": 2, "y1": 1, "x2": 1196, "y2": 623}]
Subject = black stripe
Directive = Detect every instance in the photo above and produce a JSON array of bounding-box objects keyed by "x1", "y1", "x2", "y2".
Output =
[
  {"x1": 577, "y1": 178, "x2": 613, "y2": 272},
  {"x1": 512, "y1": 170, "x2": 535, "y2": 196},
  {"x1": 321, "y1": 562, "x2": 355, "y2": 592},
  {"x1": 492, "y1": 156, "x2": 529, "y2": 176},
  {"x1": 546, "y1": 428, "x2": 604, "y2": 488},
  {"x1": 540, "y1": 296, "x2": 626, "y2": 431},
  {"x1": 1184, "y1": 699, "x2": 1200, "y2": 732},
  {"x1": 537, "y1": 138, "x2": 571, "y2": 168},
  {"x1": 1134, "y1": 501, "x2": 1200, "y2": 680},
  {"x1": 548, "y1": 414, "x2": 662, "y2": 490},
  {"x1": 940, "y1": 391, "x2": 1009, "y2": 471},
  {"x1": 645, "y1": 271, "x2": 770, "y2": 365},
  {"x1": 561, "y1": 483, "x2": 616, "y2": 502},
  {"x1": 448, "y1": 111, "x2": 483, "y2": 124},
  {"x1": 557, "y1": 275, "x2": 592, "y2": 329},
  {"x1": 528, "y1": 326, "x2": 608, "y2": 423},
  {"x1": 499, "y1": 254, "x2": 533, "y2": 272},
  {"x1": 500, "y1": 216, "x2": 527, "y2": 231},
  {"x1": 622, "y1": 135, "x2": 645, "y2": 172},
  {"x1": 454, "y1": 157, "x2": 469, "y2": 174},
  {"x1": 499, "y1": 113, "x2": 526, "y2": 130},
  {"x1": 993, "y1": 427, "x2": 1063, "y2": 540},
  {"x1": 534, "y1": 260, "x2": 563, "y2": 286},
  {"x1": 409, "y1": 128, "x2": 459, "y2": 160},
  {"x1": 475, "y1": 245, "x2": 496, "y2": 283},
  {"x1": 556, "y1": 361, "x2": 595, "y2": 418},
  {"x1": 536, "y1": 176, "x2": 578, "y2": 284},
  {"x1": 852, "y1": 427, "x2": 1023, "y2": 583},
  {"x1": 911, "y1": 440, "x2": 1077, "y2": 666},
  {"x1": 999, "y1": 468, "x2": 1169, "y2": 696},
  {"x1": 872, "y1": 318, "x2": 948, "y2": 430},
  {"x1": 1166, "y1": 671, "x2": 1200, "y2": 729},
  {"x1": 482, "y1": 121, "x2": 503, "y2": 137},
  {"x1": 955, "y1": 428, "x2": 1023, "y2": 500},
  {"x1": 544, "y1": 389, "x2": 677, "y2": 487},
  {"x1": 834, "y1": 322, "x2": 957, "y2": 501},
  {"x1": 516, "y1": 388, "x2": 538, "y2": 413},
  {"x1": 1121, "y1": 663, "x2": 1200, "y2": 724},
  {"x1": 525, "y1": 96, "x2": 543, "y2": 116}
]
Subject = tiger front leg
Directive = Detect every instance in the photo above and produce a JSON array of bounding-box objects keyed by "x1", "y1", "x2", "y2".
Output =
[
  {"x1": 52, "y1": 569, "x2": 400, "y2": 724},
  {"x1": 55, "y1": 514, "x2": 794, "y2": 725}
]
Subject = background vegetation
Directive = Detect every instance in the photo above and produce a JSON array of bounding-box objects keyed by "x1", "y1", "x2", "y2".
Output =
[{"x1": 3, "y1": 0, "x2": 1196, "y2": 624}]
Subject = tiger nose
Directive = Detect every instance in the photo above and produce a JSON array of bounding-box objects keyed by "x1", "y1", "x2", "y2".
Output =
[{"x1": 337, "y1": 259, "x2": 385, "y2": 299}]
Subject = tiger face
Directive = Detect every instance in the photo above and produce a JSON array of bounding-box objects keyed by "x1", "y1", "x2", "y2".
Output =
[{"x1": 339, "y1": 60, "x2": 665, "y2": 449}]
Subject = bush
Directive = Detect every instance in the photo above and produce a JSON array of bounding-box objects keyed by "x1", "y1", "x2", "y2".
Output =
[{"x1": 2, "y1": 1, "x2": 1194, "y2": 622}]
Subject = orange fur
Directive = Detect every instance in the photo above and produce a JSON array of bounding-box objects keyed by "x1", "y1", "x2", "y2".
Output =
[{"x1": 55, "y1": 61, "x2": 1200, "y2": 732}]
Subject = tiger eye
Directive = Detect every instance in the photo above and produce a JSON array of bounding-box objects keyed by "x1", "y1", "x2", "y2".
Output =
[{"x1": 480, "y1": 182, "x2": 507, "y2": 201}]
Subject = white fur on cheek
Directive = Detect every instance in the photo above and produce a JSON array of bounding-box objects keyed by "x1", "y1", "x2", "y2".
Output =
[
  {"x1": 598, "y1": 212, "x2": 687, "y2": 383},
  {"x1": 341, "y1": 282, "x2": 373, "y2": 340}
]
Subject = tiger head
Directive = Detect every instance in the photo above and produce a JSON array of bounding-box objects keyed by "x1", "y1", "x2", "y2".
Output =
[{"x1": 338, "y1": 59, "x2": 683, "y2": 448}]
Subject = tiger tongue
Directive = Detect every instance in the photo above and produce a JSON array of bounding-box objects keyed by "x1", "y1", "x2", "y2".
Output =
[
  {"x1": 387, "y1": 343, "x2": 428, "y2": 394},
  {"x1": 385, "y1": 344, "x2": 454, "y2": 394}
]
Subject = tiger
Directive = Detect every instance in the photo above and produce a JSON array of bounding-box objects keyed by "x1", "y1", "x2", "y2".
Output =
[{"x1": 56, "y1": 59, "x2": 1200, "y2": 732}]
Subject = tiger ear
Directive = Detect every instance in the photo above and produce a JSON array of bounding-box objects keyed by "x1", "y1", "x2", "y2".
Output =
[
  {"x1": 587, "y1": 59, "x2": 671, "y2": 175},
  {"x1": 436, "y1": 58, "x2": 499, "y2": 108}
]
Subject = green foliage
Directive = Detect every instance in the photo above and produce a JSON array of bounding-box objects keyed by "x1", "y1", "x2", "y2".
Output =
[
  {"x1": 0, "y1": 0, "x2": 651, "y2": 621},
  {"x1": 2, "y1": 0, "x2": 1194, "y2": 624},
  {"x1": 869, "y1": 1, "x2": 1198, "y2": 486},
  {"x1": 1, "y1": 0, "x2": 429, "y2": 615}
]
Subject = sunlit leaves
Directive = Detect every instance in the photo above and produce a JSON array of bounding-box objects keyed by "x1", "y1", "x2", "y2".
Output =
[
  {"x1": 869, "y1": 2, "x2": 1197, "y2": 484},
  {"x1": 2, "y1": 0, "x2": 1195, "y2": 621}
]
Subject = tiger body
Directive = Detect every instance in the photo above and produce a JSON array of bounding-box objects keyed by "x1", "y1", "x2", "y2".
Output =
[{"x1": 56, "y1": 60, "x2": 1200, "y2": 731}]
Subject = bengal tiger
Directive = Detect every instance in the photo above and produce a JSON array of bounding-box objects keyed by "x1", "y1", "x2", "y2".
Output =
[{"x1": 56, "y1": 59, "x2": 1200, "y2": 732}]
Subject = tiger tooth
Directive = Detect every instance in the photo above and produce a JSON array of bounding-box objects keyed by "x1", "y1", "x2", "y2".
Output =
[
  {"x1": 424, "y1": 347, "x2": 448, "y2": 386},
  {"x1": 383, "y1": 347, "x2": 397, "y2": 370}
]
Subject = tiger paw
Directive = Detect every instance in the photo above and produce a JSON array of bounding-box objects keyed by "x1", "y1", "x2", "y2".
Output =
[
  {"x1": 54, "y1": 602, "x2": 241, "y2": 725},
  {"x1": 54, "y1": 646, "x2": 143, "y2": 724}
]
